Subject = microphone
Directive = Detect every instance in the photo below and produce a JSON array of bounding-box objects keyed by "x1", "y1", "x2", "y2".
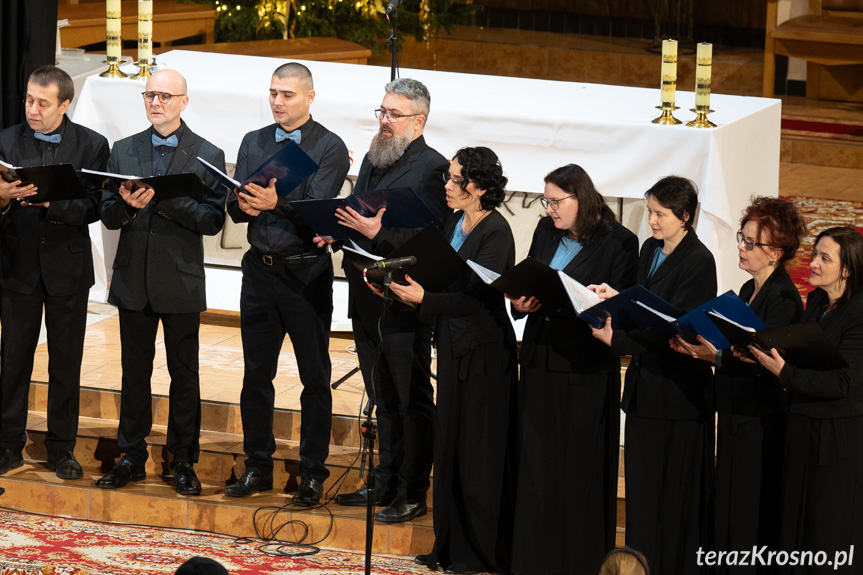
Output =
[
  {"x1": 367, "y1": 255, "x2": 416, "y2": 270},
  {"x1": 386, "y1": 0, "x2": 403, "y2": 15}
]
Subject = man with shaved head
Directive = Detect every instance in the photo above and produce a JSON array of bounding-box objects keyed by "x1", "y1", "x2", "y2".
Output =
[
  {"x1": 96, "y1": 69, "x2": 227, "y2": 495},
  {"x1": 223, "y1": 62, "x2": 349, "y2": 504}
]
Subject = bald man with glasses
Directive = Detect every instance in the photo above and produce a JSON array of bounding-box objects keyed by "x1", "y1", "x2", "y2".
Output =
[{"x1": 96, "y1": 69, "x2": 227, "y2": 495}]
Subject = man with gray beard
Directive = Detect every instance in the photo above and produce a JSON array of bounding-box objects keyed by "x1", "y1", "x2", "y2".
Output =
[{"x1": 325, "y1": 78, "x2": 450, "y2": 523}]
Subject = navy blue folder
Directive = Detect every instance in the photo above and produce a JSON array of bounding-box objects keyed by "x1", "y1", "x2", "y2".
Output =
[
  {"x1": 577, "y1": 284, "x2": 683, "y2": 332},
  {"x1": 197, "y1": 140, "x2": 318, "y2": 198},
  {"x1": 290, "y1": 187, "x2": 444, "y2": 242},
  {"x1": 673, "y1": 290, "x2": 767, "y2": 349}
]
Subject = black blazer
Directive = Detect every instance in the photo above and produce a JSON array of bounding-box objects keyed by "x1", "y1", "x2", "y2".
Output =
[
  {"x1": 99, "y1": 123, "x2": 227, "y2": 314},
  {"x1": 615, "y1": 230, "x2": 718, "y2": 420},
  {"x1": 419, "y1": 210, "x2": 516, "y2": 359},
  {"x1": 715, "y1": 265, "x2": 803, "y2": 417},
  {"x1": 779, "y1": 288, "x2": 863, "y2": 419},
  {"x1": 517, "y1": 216, "x2": 638, "y2": 373},
  {"x1": 0, "y1": 117, "x2": 109, "y2": 296},
  {"x1": 344, "y1": 134, "x2": 451, "y2": 326}
]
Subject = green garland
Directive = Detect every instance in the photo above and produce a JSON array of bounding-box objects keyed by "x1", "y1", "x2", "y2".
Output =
[{"x1": 183, "y1": 0, "x2": 475, "y2": 55}]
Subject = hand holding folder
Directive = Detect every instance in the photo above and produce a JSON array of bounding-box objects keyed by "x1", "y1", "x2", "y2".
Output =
[
  {"x1": 80, "y1": 169, "x2": 211, "y2": 201},
  {"x1": 1, "y1": 159, "x2": 87, "y2": 203}
]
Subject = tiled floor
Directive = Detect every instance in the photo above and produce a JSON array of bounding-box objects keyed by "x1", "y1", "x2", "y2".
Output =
[{"x1": 30, "y1": 305, "x2": 406, "y2": 419}]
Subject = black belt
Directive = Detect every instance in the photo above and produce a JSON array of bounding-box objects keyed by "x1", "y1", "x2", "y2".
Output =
[{"x1": 251, "y1": 248, "x2": 323, "y2": 267}]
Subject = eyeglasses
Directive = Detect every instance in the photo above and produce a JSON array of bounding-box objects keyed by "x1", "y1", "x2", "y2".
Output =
[
  {"x1": 540, "y1": 196, "x2": 575, "y2": 211},
  {"x1": 374, "y1": 109, "x2": 420, "y2": 123},
  {"x1": 736, "y1": 230, "x2": 772, "y2": 251},
  {"x1": 141, "y1": 91, "x2": 185, "y2": 104},
  {"x1": 443, "y1": 172, "x2": 471, "y2": 187}
]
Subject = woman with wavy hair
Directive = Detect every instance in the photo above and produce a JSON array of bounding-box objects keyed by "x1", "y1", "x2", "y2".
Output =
[{"x1": 390, "y1": 146, "x2": 517, "y2": 573}]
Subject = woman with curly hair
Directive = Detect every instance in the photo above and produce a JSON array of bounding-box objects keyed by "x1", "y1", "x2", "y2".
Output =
[
  {"x1": 390, "y1": 146, "x2": 517, "y2": 573},
  {"x1": 672, "y1": 196, "x2": 807, "y2": 573}
]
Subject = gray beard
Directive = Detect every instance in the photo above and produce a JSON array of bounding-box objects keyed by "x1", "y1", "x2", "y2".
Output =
[{"x1": 367, "y1": 127, "x2": 415, "y2": 169}]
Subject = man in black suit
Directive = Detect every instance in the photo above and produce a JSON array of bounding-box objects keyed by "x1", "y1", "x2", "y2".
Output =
[
  {"x1": 96, "y1": 69, "x2": 227, "y2": 495},
  {"x1": 0, "y1": 66, "x2": 109, "y2": 479},
  {"x1": 326, "y1": 78, "x2": 450, "y2": 523},
  {"x1": 223, "y1": 63, "x2": 349, "y2": 504}
]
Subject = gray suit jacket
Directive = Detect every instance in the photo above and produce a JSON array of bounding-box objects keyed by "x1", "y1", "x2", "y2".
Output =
[{"x1": 99, "y1": 123, "x2": 227, "y2": 314}]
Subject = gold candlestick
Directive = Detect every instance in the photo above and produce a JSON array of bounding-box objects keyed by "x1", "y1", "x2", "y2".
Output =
[
  {"x1": 687, "y1": 43, "x2": 716, "y2": 128},
  {"x1": 652, "y1": 39, "x2": 681, "y2": 125},
  {"x1": 100, "y1": 0, "x2": 128, "y2": 78},
  {"x1": 131, "y1": 0, "x2": 154, "y2": 80}
]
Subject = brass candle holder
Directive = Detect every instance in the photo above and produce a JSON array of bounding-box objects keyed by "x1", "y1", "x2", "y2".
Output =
[
  {"x1": 130, "y1": 58, "x2": 154, "y2": 80},
  {"x1": 100, "y1": 57, "x2": 128, "y2": 78},
  {"x1": 652, "y1": 104, "x2": 682, "y2": 125},
  {"x1": 687, "y1": 106, "x2": 717, "y2": 128}
]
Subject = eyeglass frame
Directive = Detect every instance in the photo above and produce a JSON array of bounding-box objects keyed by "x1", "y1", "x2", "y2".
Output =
[
  {"x1": 141, "y1": 91, "x2": 186, "y2": 104},
  {"x1": 442, "y1": 172, "x2": 473, "y2": 189},
  {"x1": 540, "y1": 195, "x2": 576, "y2": 211},
  {"x1": 374, "y1": 108, "x2": 421, "y2": 123},
  {"x1": 736, "y1": 230, "x2": 772, "y2": 251}
]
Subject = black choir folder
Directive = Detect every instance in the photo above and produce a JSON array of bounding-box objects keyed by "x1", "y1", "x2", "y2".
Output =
[
  {"x1": 342, "y1": 225, "x2": 466, "y2": 297},
  {"x1": 0, "y1": 160, "x2": 88, "y2": 202},
  {"x1": 290, "y1": 188, "x2": 444, "y2": 243},
  {"x1": 80, "y1": 169, "x2": 210, "y2": 200},
  {"x1": 708, "y1": 315, "x2": 847, "y2": 370},
  {"x1": 466, "y1": 257, "x2": 571, "y2": 313},
  {"x1": 197, "y1": 140, "x2": 319, "y2": 197}
]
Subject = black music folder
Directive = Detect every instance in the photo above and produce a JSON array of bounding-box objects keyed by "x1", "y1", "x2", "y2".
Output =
[
  {"x1": 80, "y1": 169, "x2": 211, "y2": 200},
  {"x1": 707, "y1": 316, "x2": 847, "y2": 370},
  {"x1": 197, "y1": 140, "x2": 318, "y2": 197},
  {"x1": 290, "y1": 187, "x2": 444, "y2": 242},
  {"x1": 576, "y1": 284, "x2": 683, "y2": 332},
  {"x1": 467, "y1": 257, "x2": 571, "y2": 314},
  {"x1": 342, "y1": 225, "x2": 467, "y2": 296},
  {"x1": 0, "y1": 160, "x2": 87, "y2": 202}
]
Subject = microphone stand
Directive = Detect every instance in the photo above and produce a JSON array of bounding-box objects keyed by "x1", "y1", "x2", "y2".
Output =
[
  {"x1": 362, "y1": 271, "x2": 394, "y2": 575},
  {"x1": 387, "y1": 3, "x2": 400, "y2": 82}
]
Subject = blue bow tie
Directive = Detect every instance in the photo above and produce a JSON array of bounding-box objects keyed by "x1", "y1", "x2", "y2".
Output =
[
  {"x1": 275, "y1": 127, "x2": 301, "y2": 145},
  {"x1": 152, "y1": 134, "x2": 178, "y2": 148},
  {"x1": 34, "y1": 132, "x2": 61, "y2": 144}
]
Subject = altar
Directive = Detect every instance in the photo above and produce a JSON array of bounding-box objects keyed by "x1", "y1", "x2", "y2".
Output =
[{"x1": 71, "y1": 49, "x2": 781, "y2": 330}]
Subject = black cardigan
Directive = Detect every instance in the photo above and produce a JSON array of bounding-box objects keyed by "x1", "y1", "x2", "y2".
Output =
[
  {"x1": 614, "y1": 230, "x2": 718, "y2": 420},
  {"x1": 517, "y1": 216, "x2": 638, "y2": 373}
]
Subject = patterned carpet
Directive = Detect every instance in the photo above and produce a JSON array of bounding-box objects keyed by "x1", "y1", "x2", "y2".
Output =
[
  {"x1": 782, "y1": 196, "x2": 863, "y2": 299},
  {"x1": 0, "y1": 509, "x2": 431, "y2": 575}
]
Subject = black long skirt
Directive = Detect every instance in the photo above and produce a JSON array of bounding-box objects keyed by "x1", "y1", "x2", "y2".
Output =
[
  {"x1": 624, "y1": 413, "x2": 712, "y2": 575},
  {"x1": 780, "y1": 413, "x2": 863, "y2": 574},
  {"x1": 713, "y1": 410, "x2": 784, "y2": 575},
  {"x1": 427, "y1": 339, "x2": 518, "y2": 574},
  {"x1": 510, "y1": 367, "x2": 620, "y2": 575}
]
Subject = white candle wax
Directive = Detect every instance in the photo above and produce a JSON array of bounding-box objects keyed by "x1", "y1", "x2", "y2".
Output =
[
  {"x1": 660, "y1": 39, "x2": 678, "y2": 106},
  {"x1": 106, "y1": 0, "x2": 122, "y2": 59},
  {"x1": 138, "y1": 0, "x2": 153, "y2": 62},
  {"x1": 695, "y1": 42, "x2": 713, "y2": 109}
]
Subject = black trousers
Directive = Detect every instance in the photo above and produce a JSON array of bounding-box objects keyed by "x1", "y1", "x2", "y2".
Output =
[
  {"x1": 352, "y1": 312, "x2": 434, "y2": 502},
  {"x1": 0, "y1": 279, "x2": 88, "y2": 453},
  {"x1": 238, "y1": 251, "x2": 333, "y2": 479},
  {"x1": 117, "y1": 304, "x2": 201, "y2": 464}
]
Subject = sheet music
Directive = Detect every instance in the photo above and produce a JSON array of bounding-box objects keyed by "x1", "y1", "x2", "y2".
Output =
[
  {"x1": 557, "y1": 270, "x2": 601, "y2": 313},
  {"x1": 634, "y1": 300, "x2": 677, "y2": 323},
  {"x1": 466, "y1": 259, "x2": 501, "y2": 284},
  {"x1": 342, "y1": 240, "x2": 383, "y2": 261},
  {"x1": 708, "y1": 310, "x2": 757, "y2": 332}
]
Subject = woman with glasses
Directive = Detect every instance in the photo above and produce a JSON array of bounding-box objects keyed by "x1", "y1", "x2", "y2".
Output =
[
  {"x1": 671, "y1": 197, "x2": 806, "y2": 573},
  {"x1": 591, "y1": 176, "x2": 716, "y2": 575},
  {"x1": 509, "y1": 164, "x2": 638, "y2": 575},
  {"x1": 389, "y1": 146, "x2": 517, "y2": 574},
  {"x1": 749, "y1": 227, "x2": 863, "y2": 570}
]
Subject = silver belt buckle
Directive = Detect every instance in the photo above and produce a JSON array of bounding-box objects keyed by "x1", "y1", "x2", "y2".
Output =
[{"x1": 262, "y1": 254, "x2": 273, "y2": 266}]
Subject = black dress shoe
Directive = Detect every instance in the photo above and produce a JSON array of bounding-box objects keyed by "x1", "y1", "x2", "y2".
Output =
[
  {"x1": 96, "y1": 456, "x2": 146, "y2": 489},
  {"x1": 173, "y1": 461, "x2": 202, "y2": 496},
  {"x1": 224, "y1": 469, "x2": 273, "y2": 498},
  {"x1": 292, "y1": 477, "x2": 324, "y2": 507},
  {"x1": 48, "y1": 451, "x2": 83, "y2": 480},
  {"x1": 0, "y1": 448, "x2": 23, "y2": 475},
  {"x1": 414, "y1": 554, "x2": 430, "y2": 566},
  {"x1": 334, "y1": 487, "x2": 396, "y2": 507},
  {"x1": 376, "y1": 494, "x2": 428, "y2": 523}
]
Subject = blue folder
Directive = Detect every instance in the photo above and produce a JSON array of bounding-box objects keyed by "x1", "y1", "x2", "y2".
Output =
[
  {"x1": 674, "y1": 290, "x2": 767, "y2": 350},
  {"x1": 577, "y1": 284, "x2": 683, "y2": 332}
]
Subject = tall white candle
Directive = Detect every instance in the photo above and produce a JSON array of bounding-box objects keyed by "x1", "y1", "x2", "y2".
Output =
[
  {"x1": 106, "y1": 0, "x2": 122, "y2": 60},
  {"x1": 695, "y1": 42, "x2": 713, "y2": 109},
  {"x1": 138, "y1": 0, "x2": 153, "y2": 63},
  {"x1": 660, "y1": 39, "x2": 678, "y2": 107}
]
